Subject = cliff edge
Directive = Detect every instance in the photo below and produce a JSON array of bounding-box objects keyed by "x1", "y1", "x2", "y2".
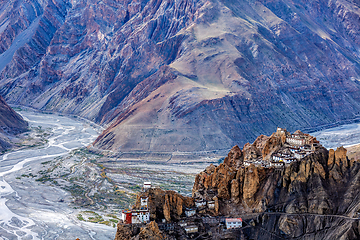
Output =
[{"x1": 115, "y1": 129, "x2": 360, "y2": 239}]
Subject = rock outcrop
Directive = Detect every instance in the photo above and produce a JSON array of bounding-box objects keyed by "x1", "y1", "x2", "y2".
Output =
[
  {"x1": 0, "y1": 95, "x2": 28, "y2": 151},
  {"x1": 115, "y1": 129, "x2": 360, "y2": 239},
  {"x1": 223, "y1": 145, "x2": 243, "y2": 169},
  {"x1": 192, "y1": 144, "x2": 360, "y2": 238},
  {"x1": 114, "y1": 221, "x2": 172, "y2": 240},
  {"x1": 115, "y1": 221, "x2": 167, "y2": 240},
  {"x1": 133, "y1": 188, "x2": 194, "y2": 222},
  {"x1": 135, "y1": 221, "x2": 164, "y2": 240},
  {"x1": 1, "y1": 0, "x2": 360, "y2": 154},
  {"x1": 114, "y1": 224, "x2": 139, "y2": 240}
]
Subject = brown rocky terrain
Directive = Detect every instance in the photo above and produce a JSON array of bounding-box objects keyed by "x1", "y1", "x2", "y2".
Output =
[
  {"x1": 133, "y1": 188, "x2": 194, "y2": 223},
  {"x1": 115, "y1": 130, "x2": 360, "y2": 239},
  {"x1": 1, "y1": 0, "x2": 360, "y2": 153},
  {"x1": 114, "y1": 188, "x2": 194, "y2": 239},
  {"x1": 0, "y1": 95, "x2": 28, "y2": 151},
  {"x1": 191, "y1": 141, "x2": 360, "y2": 238},
  {"x1": 115, "y1": 221, "x2": 173, "y2": 240},
  {"x1": 347, "y1": 143, "x2": 360, "y2": 161}
]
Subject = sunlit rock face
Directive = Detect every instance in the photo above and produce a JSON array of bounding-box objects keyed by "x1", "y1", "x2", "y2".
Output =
[
  {"x1": 190, "y1": 144, "x2": 360, "y2": 239},
  {"x1": 1, "y1": 0, "x2": 360, "y2": 152},
  {"x1": 116, "y1": 142, "x2": 360, "y2": 239}
]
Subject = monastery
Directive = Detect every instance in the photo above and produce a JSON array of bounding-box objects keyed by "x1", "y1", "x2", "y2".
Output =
[{"x1": 243, "y1": 128, "x2": 321, "y2": 168}]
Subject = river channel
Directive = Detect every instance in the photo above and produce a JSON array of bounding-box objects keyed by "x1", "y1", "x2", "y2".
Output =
[
  {"x1": 312, "y1": 122, "x2": 360, "y2": 149},
  {"x1": 0, "y1": 110, "x2": 115, "y2": 240}
]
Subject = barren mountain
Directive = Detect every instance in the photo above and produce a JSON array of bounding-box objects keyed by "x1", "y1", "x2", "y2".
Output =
[
  {"x1": 0, "y1": 95, "x2": 28, "y2": 151},
  {"x1": 1, "y1": 0, "x2": 360, "y2": 153}
]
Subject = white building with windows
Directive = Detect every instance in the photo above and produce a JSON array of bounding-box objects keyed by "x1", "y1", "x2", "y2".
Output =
[
  {"x1": 185, "y1": 208, "x2": 196, "y2": 217},
  {"x1": 283, "y1": 158, "x2": 297, "y2": 164},
  {"x1": 131, "y1": 209, "x2": 150, "y2": 224},
  {"x1": 195, "y1": 199, "x2": 207, "y2": 208},
  {"x1": 243, "y1": 161, "x2": 251, "y2": 167},
  {"x1": 184, "y1": 225, "x2": 198, "y2": 234},
  {"x1": 140, "y1": 197, "x2": 148, "y2": 207},
  {"x1": 226, "y1": 218, "x2": 242, "y2": 229},
  {"x1": 272, "y1": 155, "x2": 285, "y2": 162},
  {"x1": 294, "y1": 152, "x2": 307, "y2": 160},
  {"x1": 289, "y1": 147, "x2": 299, "y2": 153},
  {"x1": 207, "y1": 200, "x2": 215, "y2": 209},
  {"x1": 179, "y1": 221, "x2": 187, "y2": 227},
  {"x1": 143, "y1": 182, "x2": 151, "y2": 191},
  {"x1": 286, "y1": 134, "x2": 306, "y2": 146},
  {"x1": 270, "y1": 161, "x2": 284, "y2": 168}
]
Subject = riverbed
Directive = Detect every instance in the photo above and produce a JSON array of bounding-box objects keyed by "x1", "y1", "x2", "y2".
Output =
[
  {"x1": 0, "y1": 110, "x2": 115, "y2": 240},
  {"x1": 312, "y1": 122, "x2": 360, "y2": 149},
  {"x1": 0, "y1": 109, "x2": 209, "y2": 240}
]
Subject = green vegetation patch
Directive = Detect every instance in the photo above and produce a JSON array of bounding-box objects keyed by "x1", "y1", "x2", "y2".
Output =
[
  {"x1": 77, "y1": 214, "x2": 85, "y2": 221},
  {"x1": 21, "y1": 173, "x2": 37, "y2": 178},
  {"x1": 106, "y1": 214, "x2": 119, "y2": 219},
  {"x1": 77, "y1": 210, "x2": 119, "y2": 227},
  {"x1": 109, "y1": 219, "x2": 119, "y2": 223}
]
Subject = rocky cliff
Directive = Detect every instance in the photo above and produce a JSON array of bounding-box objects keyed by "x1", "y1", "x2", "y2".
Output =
[
  {"x1": 191, "y1": 144, "x2": 360, "y2": 239},
  {"x1": 0, "y1": 95, "x2": 28, "y2": 151},
  {"x1": 115, "y1": 221, "x2": 173, "y2": 240},
  {"x1": 115, "y1": 131, "x2": 360, "y2": 239},
  {"x1": 114, "y1": 188, "x2": 193, "y2": 240},
  {"x1": 1, "y1": 0, "x2": 360, "y2": 153},
  {"x1": 133, "y1": 188, "x2": 194, "y2": 222}
]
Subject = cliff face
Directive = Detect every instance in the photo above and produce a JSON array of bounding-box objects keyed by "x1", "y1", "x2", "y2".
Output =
[
  {"x1": 114, "y1": 188, "x2": 192, "y2": 239},
  {"x1": 133, "y1": 188, "x2": 194, "y2": 222},
  {"x1": 0, "y1": 95, "x2": 28, "y2": 151},
  {"x1": 115, "y1": 130, "x2": 360, "y2": 239},
  {"x1": 192, "y1": 145, "x2": 360, "y2": 239},
  {"x1": 2, "y1": 0, "x2": 360, "y2": 153},
  {"x1": 115, "y1": 221, "x2": 171, "y2": 240}
]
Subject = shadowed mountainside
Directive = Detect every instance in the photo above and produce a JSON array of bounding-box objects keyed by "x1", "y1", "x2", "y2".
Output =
[
  {"x1": 0, "y1": 95, "x2": 28, "y2": 151},
  {"x1": 1, "y1": 0, "x2": 360, "y2": 153}
]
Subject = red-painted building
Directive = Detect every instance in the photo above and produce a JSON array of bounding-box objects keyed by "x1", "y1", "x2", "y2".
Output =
[
  {"x1": 121, "y1": 209, "x2": 150, "y2": 224},
  {"x1": 121, "y1": 210, "x2": 132, "y2": 224}
]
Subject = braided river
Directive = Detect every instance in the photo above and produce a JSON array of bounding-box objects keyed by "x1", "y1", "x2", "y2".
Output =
[{"x1": 0, "y1": 110, "x2": 115, "y2": 240}]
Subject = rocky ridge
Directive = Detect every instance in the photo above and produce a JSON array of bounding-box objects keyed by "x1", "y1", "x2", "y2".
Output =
[
  {"x1": 115, "y1": 130, "x2": 360, "y2": 239},
  {"x1": 1, "y1": 0, "x2": 360, "y2": 153},
  {"x1": 0, "y1": 95, "x2": 28, "y2": 151}
]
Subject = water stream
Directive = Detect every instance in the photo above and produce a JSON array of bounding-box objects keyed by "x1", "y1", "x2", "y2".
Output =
[{"x1": 0, "y1": 110, "x2": 115, "y2": 240}]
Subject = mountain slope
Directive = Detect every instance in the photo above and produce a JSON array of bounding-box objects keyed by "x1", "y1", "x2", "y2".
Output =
[
  {"x1": 1, "y1": 0, "x2": 360, "y2": 153},
  {"x1": 0, "y1": 95, "x2": 28, "y2": 151}
]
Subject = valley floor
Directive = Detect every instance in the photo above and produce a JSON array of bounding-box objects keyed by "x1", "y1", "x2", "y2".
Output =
[
  {"x1": 2, "y1": 108, "x2": 360, "y2": 239},
  {"x1": 0, "y1": 108, "x2": 210, "y2": 239}
]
